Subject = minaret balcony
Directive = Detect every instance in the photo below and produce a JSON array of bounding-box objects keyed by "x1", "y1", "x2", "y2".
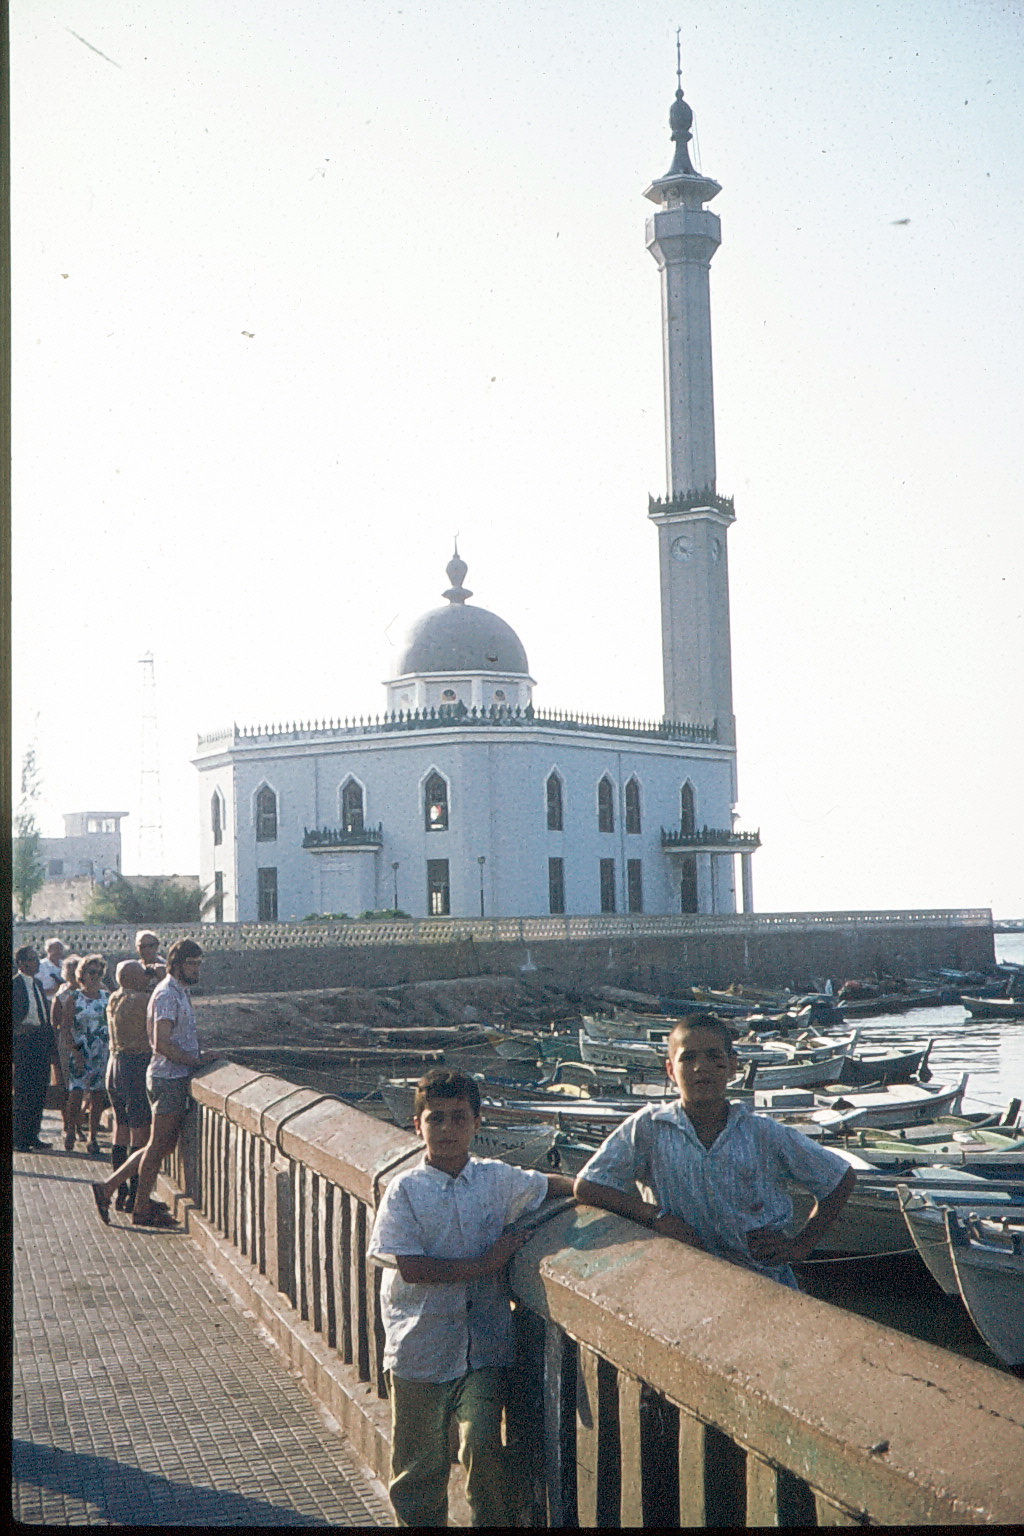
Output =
[
  {"x1": 649, "y1": 489, "x2": 735, "y2": 524},
  {"x1": 303, "y1": 824, "x2": 384, "y2": 852},
  {"x1": 661, "y1": 826, "x2": 760, "y2": 853}
]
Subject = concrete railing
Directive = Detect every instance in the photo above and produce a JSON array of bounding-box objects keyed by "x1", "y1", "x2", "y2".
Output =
[
  {"x1": 159, "y1": 1064, "x2": 1024, "y2": 1528},
  {"x1": 11, "y1": 906, "x2": 994, "y2": 955}
]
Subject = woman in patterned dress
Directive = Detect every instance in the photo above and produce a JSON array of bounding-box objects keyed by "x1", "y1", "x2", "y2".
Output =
[
  {"x1": 65, "y1": 955, "x2": 110, "y2": 1155},
  {"x1": 50, "y1": 953, "x2": 82, "y2": 1145}
]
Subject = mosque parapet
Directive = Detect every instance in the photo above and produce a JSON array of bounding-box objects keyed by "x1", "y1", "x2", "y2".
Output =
[{"x1": 197, "y1": 705, "x2": 720, "y2": 748}]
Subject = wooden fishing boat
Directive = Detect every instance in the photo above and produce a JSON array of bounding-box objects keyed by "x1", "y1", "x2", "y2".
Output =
[
  {"x1": 961, "y1": 995, "x2": 1024, "y2": 1020},
  {"x1": 471, "y1": 1121, "x2": 561, "y2": 1169},
  {"x1": 896, "y1": 1184, "x2": 1024, "y2": 1296},
  {"x1": 580, "y1": 1025, "x2": 860, "y2": 1090},
  {"x1": 836, "y1": 993, "x2": 914, "y2": 1019},
  {"x1": 836, "y1": 1040, "x2": 933, "y2": 1087},
  {"x1": 793, "y1": 1074, "x2": 969, "y2": 1132},
  {"x1": 442, "y1": 1040, "x2": 543, "y2": 1083},
  {"x1": 831, "y1": 1118, "x2": 1024, "y2": 1174},
  {"x1": 945, "y1": 1207, "x2": 1024, "y2": 1367},
  {"x1": 578, "y1": 1030, "x2": 665, "y2": 1073},
  {"x1": 784, "y1": 1165, "x2": 1024, "y2": 1261}
]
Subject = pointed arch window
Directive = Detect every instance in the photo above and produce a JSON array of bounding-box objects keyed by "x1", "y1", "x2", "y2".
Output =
[
  {"x1": 211, "y1": 790, "x2": 224, "y2": 847},
  {"x1": 424, "y1": 772, "x2": 449, "y2": 832},
  {"x1": 680, "y1": 782, "x2": 696, "y2": 837},
  {"x1": 341, "y1": 779, "x2": 364, "y2": 834},
  {"x1": 546, "y1": 773, "x2": 564, "y2": 832},
  {"x1": 255, "y1": 785, "x2": 278, "y2": 842},
  {"x1": 625, "y1": 777, "x2": 641, "y2": 834},
  {"x1": 597, "y1": 776, "x2": 615, "y2": 834}
]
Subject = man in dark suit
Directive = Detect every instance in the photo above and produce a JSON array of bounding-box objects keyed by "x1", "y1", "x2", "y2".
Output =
[{"x1": 13, "y1": 946, "x2": 54, "y2": 1151}]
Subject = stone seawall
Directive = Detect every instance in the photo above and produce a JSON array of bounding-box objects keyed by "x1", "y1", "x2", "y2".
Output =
[{"x1": 13, "y1": 910, "x2": 995, "y2": 993}]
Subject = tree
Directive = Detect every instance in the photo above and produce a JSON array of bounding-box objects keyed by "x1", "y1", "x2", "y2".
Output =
[
  {"x1": 84, "y1": 875, "x2": 213, "y2": 925},
  {"x1": 12, "y1": 747, "x2": 46, "y2": 920}
]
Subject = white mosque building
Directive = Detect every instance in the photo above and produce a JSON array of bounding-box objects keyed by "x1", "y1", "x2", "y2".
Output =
[{"x1": 194, "y1": 76, "x2": 759, "y2": 924}]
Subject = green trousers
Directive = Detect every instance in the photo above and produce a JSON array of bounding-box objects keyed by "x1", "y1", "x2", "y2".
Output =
[{"x1": 388, "y1": 1367, "x2": 510, "y2": 1528}]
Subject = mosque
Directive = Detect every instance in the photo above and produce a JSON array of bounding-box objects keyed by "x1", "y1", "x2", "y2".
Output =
[{"x1": 194, "y1": 76, "x2": 760, "y2": 924}]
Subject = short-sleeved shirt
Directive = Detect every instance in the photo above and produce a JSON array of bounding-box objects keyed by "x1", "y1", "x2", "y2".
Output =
[
  {"x1": 578, "y1": 1098, "x2": 850, "y2": 1288},
  {"x1": 107, "y1": 988, "x2": 151, "y2": 1055},
  {"x1": 147, "y1": 974, "x2": 199, "y2": 1080},
  {"x1": 37, "y1": 958, "x2": 63, "y2": 996},
  {"x1": 367, "y1": 1155, "x2": 549, "y2": 1382}
]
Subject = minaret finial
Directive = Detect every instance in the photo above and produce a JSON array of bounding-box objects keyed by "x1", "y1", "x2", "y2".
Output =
[
  {"x1": 443, "y1": 542, "x2": 472, "y2": 604},
  {"x1": 666, "y1": 31, "x2": 697, "y2": 178}
]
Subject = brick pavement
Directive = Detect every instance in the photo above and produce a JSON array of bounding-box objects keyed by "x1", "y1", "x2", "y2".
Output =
[{"x1": 12, "y1": 1110, "x2": 394, "y2": 1527}]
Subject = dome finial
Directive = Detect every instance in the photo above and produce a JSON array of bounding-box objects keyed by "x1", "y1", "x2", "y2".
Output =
[
  {"x1": 666, "y1": 28, "x2": 697, "y2": 177},
  {"x1": 443, "y1": 541, "x2": 472, "y2": 604}
]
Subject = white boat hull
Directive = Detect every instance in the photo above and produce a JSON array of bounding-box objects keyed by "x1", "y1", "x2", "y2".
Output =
[{"x1": 946, "y1": 1209, "x2": 1024, "y2": 1367}]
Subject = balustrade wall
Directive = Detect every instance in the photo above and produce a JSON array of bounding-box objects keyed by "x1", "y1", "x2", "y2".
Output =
[
  {"x1": 12, "y1": 908, "x2": 995, "y2": 993},
  {"x1": 161, "y1": 1064, "x2": 1024, "y2": 1528}
]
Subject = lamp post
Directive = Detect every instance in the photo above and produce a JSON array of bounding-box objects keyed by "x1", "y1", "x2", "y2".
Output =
[
  {"x1": 391, "y1": 861, "x2": 400, "y2": 913},
  {"x1": 477, "y1": 856, "x2": 486, "y2": 918}
]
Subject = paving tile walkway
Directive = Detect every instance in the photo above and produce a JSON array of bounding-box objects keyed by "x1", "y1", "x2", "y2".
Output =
[{"x1": 12, "y1": 1110, "x2": 394, "y2": 1527}]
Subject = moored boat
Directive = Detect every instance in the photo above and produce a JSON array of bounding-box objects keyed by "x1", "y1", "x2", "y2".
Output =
[
  {"x1": 798, "y1": 1073, "x2": 969, "y2": 1132},
  {"x1": 830, "y1": 1115, "x2": 1024, "y2": 1175},
  {"x1": 785, "y1": 1165, "x2": 1024, "y2": 1263},
  {"x1": 944, "y1": 1207, "x2": 1024, "y2": 1367},
  {"x1": 961, "y1": 995, "x2": 1024, "y2": 1021},
  {"x1": 837, "y1": 1039, "x2": 933, "y2": 1087}
]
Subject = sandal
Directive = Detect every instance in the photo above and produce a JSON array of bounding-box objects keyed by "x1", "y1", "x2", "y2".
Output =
[
  {"x1": 90, "y1": 1183, "x2": 111, "y2": 1226},
  {"x1": 132, "y1": 1207, "x2": 180, "y2": 1229}
]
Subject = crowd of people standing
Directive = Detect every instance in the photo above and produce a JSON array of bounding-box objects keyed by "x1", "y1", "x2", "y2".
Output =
[{"x1": 12, "y1": 930, "x2": 215, "y2": 1229}]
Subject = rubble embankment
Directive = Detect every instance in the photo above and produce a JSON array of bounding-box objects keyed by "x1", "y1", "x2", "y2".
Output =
[{"x1": 191, "y1": 975, "x2": 659, "y2": 1094}]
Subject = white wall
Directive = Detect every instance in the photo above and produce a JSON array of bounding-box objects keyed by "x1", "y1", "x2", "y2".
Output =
[{"x1": 196, "y1": 724, "x2": 739, "y2": 921}]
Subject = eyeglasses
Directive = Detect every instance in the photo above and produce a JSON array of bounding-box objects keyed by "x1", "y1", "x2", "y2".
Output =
[{"x1": 83, "y1": 967, "x2": 105, "y2": 976}]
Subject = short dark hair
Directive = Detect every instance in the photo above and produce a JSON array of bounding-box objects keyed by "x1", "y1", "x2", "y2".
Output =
[
  {"x1": 167, "y1": 938, "x2": 203, "y2": 973},
  {"x1": 666, "y1": 1014, "x2": 737, "y2": 1056},
  {"x1": 413, "y1": 1068, "x2": 482, "y2": 1119},
  {"x1": 14, "y1": 946, "x2": 38, "y2": 968}
]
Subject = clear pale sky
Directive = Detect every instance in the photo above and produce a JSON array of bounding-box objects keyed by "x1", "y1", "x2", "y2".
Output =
[{"x1": 11, "y1": 0, "x2": 1024, "y2": 915}]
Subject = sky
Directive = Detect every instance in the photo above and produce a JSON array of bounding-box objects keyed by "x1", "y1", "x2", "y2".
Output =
[{"x1": 10, "y1": 0, "x2": 1024, "y2": 916}]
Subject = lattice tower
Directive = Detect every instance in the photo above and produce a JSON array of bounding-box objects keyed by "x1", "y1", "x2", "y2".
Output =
[{"x1": 137, "y1": 652, "x2": 164, "y2": 873}]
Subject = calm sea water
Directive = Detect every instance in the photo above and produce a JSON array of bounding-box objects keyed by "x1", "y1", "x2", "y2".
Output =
[{"x1": 838, "y1": 932, "x2": 1024, "y2": 1116}]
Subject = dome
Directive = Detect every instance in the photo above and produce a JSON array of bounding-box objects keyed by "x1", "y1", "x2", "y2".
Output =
[
  {"x1": 398, "y1": 603, "x2": 529, "y2": 676},
  {"x1": 395, "y1": 549, "x2": 530, "y2": 676}
]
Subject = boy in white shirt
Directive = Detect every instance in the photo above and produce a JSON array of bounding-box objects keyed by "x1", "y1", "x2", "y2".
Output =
[{"x1": 368, "y1": 1068, "x2": 573, "y2": 1527}]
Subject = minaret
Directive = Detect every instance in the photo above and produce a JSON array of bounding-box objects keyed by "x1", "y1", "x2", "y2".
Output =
[{"x1": 645, "y1": 55, "x2": 736, "y2": 746}]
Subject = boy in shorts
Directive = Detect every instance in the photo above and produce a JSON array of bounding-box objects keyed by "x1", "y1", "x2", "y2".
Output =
[
  {"x1": 574, "y1": 1015, "x2": 856, "y2": 1288},
  {"x1": 368, "y1": 1068, "x2": 574, "y2": 1527}
]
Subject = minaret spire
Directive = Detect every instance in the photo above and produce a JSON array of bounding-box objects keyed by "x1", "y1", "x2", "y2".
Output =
[
  {"x1": 645, "y1": 63, "x2": 736, "y2": 745},
  {"x1": 666, "y1": 30, "x2": 698, "y2": 178}
]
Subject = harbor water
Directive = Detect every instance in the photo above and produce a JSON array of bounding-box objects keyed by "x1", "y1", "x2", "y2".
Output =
[
  {"x1": 831, "y1": 931, "x2": 1023, "y2": 1117},
  {"x1": 794, "y1": 931, "x2": 1023, "y2": 1370}
]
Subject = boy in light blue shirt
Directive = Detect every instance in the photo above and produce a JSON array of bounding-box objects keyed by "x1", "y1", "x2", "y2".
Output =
[{"x1": 575, "y1": 1015, "x2": 856, "y2": 1288}]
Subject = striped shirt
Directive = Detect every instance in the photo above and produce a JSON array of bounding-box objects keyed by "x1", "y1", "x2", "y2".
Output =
[
  {"x1": 578, "y1": 1098, "x2": 850, "y2": 1288},
  {"x1": 368, "y1": 1156, "x2": 549, "y2": 1381}
]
